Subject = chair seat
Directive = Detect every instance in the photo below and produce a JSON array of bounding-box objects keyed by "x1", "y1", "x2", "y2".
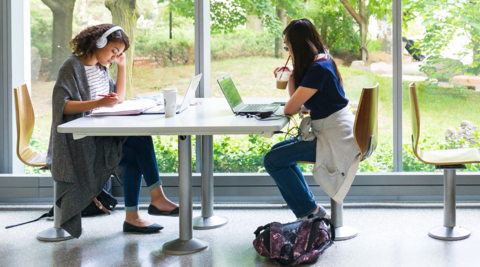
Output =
[
  {"x1": 21, "y1": 150, "x2": 47, "y2": 167},
  {"x1": 419, "y1": 148, "x2": 480, "y2": 165}
]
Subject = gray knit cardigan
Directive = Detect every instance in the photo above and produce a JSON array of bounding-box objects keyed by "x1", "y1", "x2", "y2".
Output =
[{"x1": 46, "y1": 55, "x2": 127, "y2": 238}]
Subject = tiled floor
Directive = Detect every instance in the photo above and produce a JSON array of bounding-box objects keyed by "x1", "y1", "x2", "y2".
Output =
[{"x1": 1, "y1": 203, "x2": 480, "y2": 267}]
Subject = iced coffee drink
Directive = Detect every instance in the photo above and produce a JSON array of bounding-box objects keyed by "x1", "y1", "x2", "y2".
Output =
[{"x1": 276, "y1": 68, "x2": 291, "y2": 90}]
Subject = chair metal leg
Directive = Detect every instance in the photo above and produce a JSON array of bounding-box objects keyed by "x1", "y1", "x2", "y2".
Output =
[
  {"x1": 428, "y1": 169, "x2": 470, "y2": 241},
  {"x1": 331, "y1": 198, "x2": 357, "y2": 241},
  {"x1": 193, "y1": 135, "x2": 228, "y2": 230},
  {"x1": 37, "y1": 182, "x2": 74, "y2": 242}
]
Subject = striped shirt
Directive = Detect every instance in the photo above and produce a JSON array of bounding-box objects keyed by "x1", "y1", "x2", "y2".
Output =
[{"x1": 85, "y1": 65, "x2": 109, "y2": 100}]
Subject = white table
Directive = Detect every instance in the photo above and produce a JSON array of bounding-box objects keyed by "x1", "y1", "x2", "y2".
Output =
[{"x1": 58, "y1": 98, "x2": 289, "y2": 255}]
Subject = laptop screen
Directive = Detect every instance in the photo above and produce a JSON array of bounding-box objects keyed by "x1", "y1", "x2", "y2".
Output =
[
  {"x1": 218, "y1": 76, "x2": 243, "y2": 109},
  {"x1": 180, "y1": 74, "x2": 202, "y2": 110}
]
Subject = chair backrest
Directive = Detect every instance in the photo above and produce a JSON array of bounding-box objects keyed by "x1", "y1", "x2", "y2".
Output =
[
  {"x1": 409, "y1": 82, "x2": 422, "y2": 159},
  {"x1": 14, "y1": 84, "x2": 40, "y2": 166},
  {"x1": 353, "y1": 83, "x2": 379, "y2": 161}
]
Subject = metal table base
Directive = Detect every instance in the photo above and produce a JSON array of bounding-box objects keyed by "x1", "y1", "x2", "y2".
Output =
[
  {"x1": 163, "y1": 136, "x2": 208, "y2": 254},
  {"x1": 193, "y1": 135, "x2": 228, "y2": 230},
  {"x1": 37, "y1": 182, "x2": 74, "y2": 242}
]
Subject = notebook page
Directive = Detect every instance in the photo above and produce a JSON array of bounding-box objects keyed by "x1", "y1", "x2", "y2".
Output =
[{"x1": 91, "y1": 99, "x2": 157, "y2": 116}]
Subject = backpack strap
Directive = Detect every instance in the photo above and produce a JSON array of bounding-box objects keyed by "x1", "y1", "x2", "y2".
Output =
[
  {"x1": 320, "y1": 217, "x2": 335, "y2": 241},
  {"x1": 254, "y1": 223, "x2": 271, "y2": 237}
]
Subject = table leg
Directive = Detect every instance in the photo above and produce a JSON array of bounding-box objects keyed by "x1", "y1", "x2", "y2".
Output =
[
  {"x1": 163, "y1": 135, "x2": 208, "y2": 255},
  {"x1": 37, "y1": 182, "x2": 74, "y2": 242},
  {"x1": 193, "y1": 135, "x2": 228, "y2": 230}
]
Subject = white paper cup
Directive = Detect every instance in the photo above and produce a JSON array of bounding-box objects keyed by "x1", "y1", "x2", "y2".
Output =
[{"x1": 163, "y1": 88, "x2": 178, "y2": 117}]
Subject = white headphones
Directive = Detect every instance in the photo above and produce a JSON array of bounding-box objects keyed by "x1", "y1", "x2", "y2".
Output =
[{"x1": 95, "y1": 26, "x2": 124, "y2": 48}]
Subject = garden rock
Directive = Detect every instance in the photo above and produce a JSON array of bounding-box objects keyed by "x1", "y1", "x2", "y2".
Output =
[
  {"x1": 370, "y1": 62, "x2": 392, "y2": 75},
  {"x1": 31, "y1": 46, "x2": 41, "y2": 83},
  {"x1": 444, "y1": 127, "x2": 457, "y2": 140},
  {"x1": 350, "y1": 60, "x2": 365, "y2": 72},
  {"x1": 445, "y1": 120, "x2": 479, "y2": 147}
]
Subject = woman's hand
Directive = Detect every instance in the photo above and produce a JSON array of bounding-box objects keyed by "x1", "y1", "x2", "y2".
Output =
[
  {"x1": 63, "y1": 94, "x2": 118, "y2": 115},
  {"x1": 114, "y1": 53, "x2": 126, "y2": 67},
  {"x1": 273, "y1": 65, "x2": 293, "y2": 78},
  {"x1": 98, "y1": 93, "x2": 119, "y2": 108}
]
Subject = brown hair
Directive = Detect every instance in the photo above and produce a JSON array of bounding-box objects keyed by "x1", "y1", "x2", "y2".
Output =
[
  {"x1": 70, "y1": 24, "x2": 130, "y2": 58},
  {"x1": 283, "y1": 19, "x2": 343, "y2": 89}
]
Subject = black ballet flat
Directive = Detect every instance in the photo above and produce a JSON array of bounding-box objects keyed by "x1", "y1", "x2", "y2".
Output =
[
  {"x1": 148, "y1": 205, "x2": 179, "y2": 217},
  {"x1": 123, "y1": 221, "x2": 164, "y2": 233}
]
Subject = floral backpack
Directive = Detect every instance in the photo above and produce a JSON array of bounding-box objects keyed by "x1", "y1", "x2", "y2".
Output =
[{"x1": 253, "y1": 217, "x2": 334, "y2": 266}]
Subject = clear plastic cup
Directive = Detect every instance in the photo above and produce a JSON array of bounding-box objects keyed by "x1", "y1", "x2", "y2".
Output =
[
  {"x1": 276, "y1": 68, "x2": 291, "y2": 90},
  {"x1": 163, "y1": 88, "x2": 178, "y2": 117}
]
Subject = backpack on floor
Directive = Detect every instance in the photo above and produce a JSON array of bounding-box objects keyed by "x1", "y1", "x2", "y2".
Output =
[{"x1": 253, "y1": 217, "x2": 334, "y2": 266}]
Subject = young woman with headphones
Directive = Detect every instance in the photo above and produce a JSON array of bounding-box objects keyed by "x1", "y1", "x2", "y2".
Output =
[
  {"x1": 264, "y1": 19, "x2": 360, "y2": 221},
  {"x1": 47, "y1": 24, "x2": 177, "y2": 237}
]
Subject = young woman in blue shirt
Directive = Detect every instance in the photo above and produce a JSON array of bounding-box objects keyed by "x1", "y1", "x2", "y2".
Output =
[{"x1": 265, "y1": 19, "x2": 357, "y2": 221}]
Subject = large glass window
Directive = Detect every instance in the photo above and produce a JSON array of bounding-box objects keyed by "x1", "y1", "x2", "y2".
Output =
[
  {"x1": 402, "y1": 0, "x2": 480, "y2": 172},
  {"x1": 207, "y1": 0, "x2": 393, "y2": 173}
]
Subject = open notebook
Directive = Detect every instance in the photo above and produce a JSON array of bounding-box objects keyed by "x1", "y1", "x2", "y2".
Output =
[{"x1": 91, "y1": 99, "x2": 157, "y2": 116}]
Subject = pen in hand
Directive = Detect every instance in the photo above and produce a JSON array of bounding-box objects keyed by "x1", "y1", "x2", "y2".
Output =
[{"x1": 98, "y1": 94, "x2": 115, "y2": 98}]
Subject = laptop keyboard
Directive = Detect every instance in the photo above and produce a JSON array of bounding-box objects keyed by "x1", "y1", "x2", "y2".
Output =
[{"x1": 242, "y1": 104, "x2": 265, "y2": 112}]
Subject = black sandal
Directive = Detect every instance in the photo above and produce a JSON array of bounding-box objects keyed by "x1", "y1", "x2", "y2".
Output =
[{"x1": 148, "y1": 205, "x2": 179, "y2": 217}]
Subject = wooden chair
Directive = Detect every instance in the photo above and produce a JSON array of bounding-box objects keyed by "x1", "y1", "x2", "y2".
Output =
[
  {"x1": 297, "y1": 83, "x2": 379, "y2": 240},
  {"x1": 14, "y1": 84, "x2": 47, "y2": 167},
  {"x1": 409, "y1": 82, "x2": 480, "y2": 240},
  {"x1": 14, "y1": 84, "x2": 74, "y2": 242}
]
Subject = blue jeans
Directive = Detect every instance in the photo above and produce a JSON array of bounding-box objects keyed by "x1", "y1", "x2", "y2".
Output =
[
  {"x1": 118, "y1": 136, "x2": 162, "y2": 212},
  {"x1": 264, "y1": 137, "x2": 318, "y2": 218}
]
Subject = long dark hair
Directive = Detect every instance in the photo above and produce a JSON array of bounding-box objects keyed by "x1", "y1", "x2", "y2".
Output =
[
  {"x1": 70, "y1": 24, "x2": 130, "y2": 58},
  {"x1": 283, "y1": 19, "x2": 343, "y2": 89}
]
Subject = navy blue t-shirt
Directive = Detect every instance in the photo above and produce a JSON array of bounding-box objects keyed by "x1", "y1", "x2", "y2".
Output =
[{"x1": 299, "y1": 58, "x2": 348, "y2": 120}]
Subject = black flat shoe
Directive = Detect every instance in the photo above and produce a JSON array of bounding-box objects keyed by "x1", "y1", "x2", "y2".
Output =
[
  {"x1": 123, "y1": 221, "x2": 164, "y2": 233},
  {"x1": 148, "y1": 205, "x2": 179, "y2": 217}
]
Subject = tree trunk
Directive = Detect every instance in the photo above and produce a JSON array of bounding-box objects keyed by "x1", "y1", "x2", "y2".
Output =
[
  {"x1": 42, "y1": 0, "x2": 76, "y2": 81},
  {"x1": 274, "y1": 7, "x2": 285, "y2": 58},
  {"x1": 359, "y1": 0, "x2": 367, "y2": 61},
  {"x1": 105, "y1": 0, "x2": 140, "y2": 100},
  {"x1": 340, "y1": 0, "x2": 368, "y2": 61},
  {"x1": 321, "y1": 25, "x2": 328, "y2": 46}
]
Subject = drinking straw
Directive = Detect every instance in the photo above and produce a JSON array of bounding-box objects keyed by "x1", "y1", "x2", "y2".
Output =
[{"x1": 279, "y1": 55, "x2": 291, "y2": 80}]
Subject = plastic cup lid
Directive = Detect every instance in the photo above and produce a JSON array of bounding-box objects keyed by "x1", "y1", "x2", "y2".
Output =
[{"x1": 163, "y1": 88, "x2": 178, "y2": 93}]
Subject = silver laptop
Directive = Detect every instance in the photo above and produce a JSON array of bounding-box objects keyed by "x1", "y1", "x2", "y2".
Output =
[
  {"x1": 144, "y1": 73, "x2": 202, "y2": 114},
  {"x1": 217, "y1": 75, "x2": 280, "y2": 115}
]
